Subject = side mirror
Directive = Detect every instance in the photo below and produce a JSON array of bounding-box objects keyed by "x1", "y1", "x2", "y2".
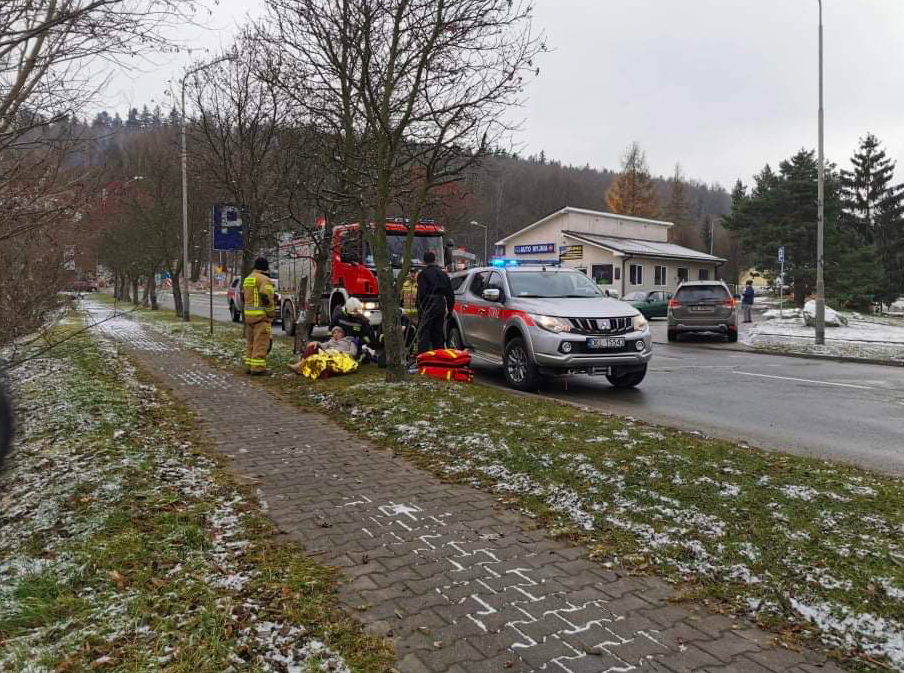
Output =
[{"x1": 482, "y1": 288, "x2": 501, "y2": 302}]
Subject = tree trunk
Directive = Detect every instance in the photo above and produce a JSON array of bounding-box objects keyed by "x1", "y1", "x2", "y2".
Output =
[
  {"x1": 295, "y1": 222, "x2": 333, "y2": 354},
  {"x1": 149, "y1": 272, "x2": 158, "y2": 310},
  {"x1": 112, "y1": 272, "x2": 120, "y2": 300},
  {"x1": 171, "y1": 270, "x2": 184, "y2": 317},
  {"x1": 141, "y1": 275, "x2": 150, "y2": 307},
  {"x1": 131, "y1": 275, "x2": 140, "y2": 306},
  {"x1": 119, "y1": 275, "x2": 130, "y2": 302}
]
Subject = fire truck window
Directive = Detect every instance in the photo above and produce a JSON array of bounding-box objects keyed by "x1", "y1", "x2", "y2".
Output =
[{"x1": 340, "y1": 230, "x2": 361, "y2": 263}]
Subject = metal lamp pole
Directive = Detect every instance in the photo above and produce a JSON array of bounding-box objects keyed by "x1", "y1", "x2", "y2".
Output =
[
  {"x1": 470, "y1": 220, "x2": 487, "y2": 265},
  {"x1": 815, "y1": 0, "x2": 826, "y2": 344}
]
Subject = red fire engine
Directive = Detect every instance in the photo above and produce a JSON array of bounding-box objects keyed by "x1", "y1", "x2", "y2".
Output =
[{"x1": 277, "y1": 218, "x2": 449, "y2": 335}]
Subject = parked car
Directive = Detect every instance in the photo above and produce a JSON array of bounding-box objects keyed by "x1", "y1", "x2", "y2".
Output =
[
  {"x1": 447, "y1": 266, "x2": 652, "y2": 391},
  {"x1": 667, "y1": 281, "x2": 738, "y2": 342},
  {"x1": 67, "y1": 278, "x2": 98, "y2": 293},
  {"x1": 227, "y1": 276, "x2": 282, "y2": 326},
  {"x1": 623, "y1": 290, "x2": 672, "y2": 318}
]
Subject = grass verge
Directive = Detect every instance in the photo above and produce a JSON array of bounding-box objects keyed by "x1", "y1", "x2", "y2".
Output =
[
  {"x1": 89, "y1": 294, "x2": 904, "y2": 670},
  {"x1": 0, "y1": 314, "x2": 394, "y2": 672}
]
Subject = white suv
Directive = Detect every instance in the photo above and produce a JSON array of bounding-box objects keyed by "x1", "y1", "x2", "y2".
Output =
[{"x1": 447, "y1": 266, "x2": 652, "y2": 391}]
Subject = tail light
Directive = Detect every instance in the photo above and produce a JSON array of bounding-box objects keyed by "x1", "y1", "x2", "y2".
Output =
[
  {"x1": 668, "y1": 299, "x2": 682, "y2": 309},
  {"x1": 723, "y1": 298, "x2": 736, "y2": 308}
]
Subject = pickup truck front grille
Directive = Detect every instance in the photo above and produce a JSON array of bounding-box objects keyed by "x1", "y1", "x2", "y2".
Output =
[{"x1": 567, "y1": 316, "x2": 632, "y2": 335}]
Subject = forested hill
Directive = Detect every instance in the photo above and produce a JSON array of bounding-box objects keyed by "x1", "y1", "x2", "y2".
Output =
[{"x1": 442, "y1": 151, "x2": 732, "y2": 256}]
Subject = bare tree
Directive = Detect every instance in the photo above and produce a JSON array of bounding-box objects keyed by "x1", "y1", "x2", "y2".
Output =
[{"x1": 262, "y1": 0, "x2": 542, "y2": 381}]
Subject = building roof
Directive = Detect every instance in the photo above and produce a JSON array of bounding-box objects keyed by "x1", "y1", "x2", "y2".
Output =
[
  {"x1": 494, "y1": 206, "x2": 673, "y2": 245},
  {"x1": 562, "y1": 230, "x2": 726, "y2": 263}
]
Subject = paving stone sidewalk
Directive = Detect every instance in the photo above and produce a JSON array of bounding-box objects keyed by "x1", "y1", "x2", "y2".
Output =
[{"x1": 98, "y1": 310, "x2": 842, "y2": 673}]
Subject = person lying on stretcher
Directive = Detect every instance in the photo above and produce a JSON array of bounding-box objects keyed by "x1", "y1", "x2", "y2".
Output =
[{"x1": 288, "y1": 326, "x2": 358, "y2": 374}]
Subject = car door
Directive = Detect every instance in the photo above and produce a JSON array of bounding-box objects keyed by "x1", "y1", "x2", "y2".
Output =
[
  {"x1": 648, "y1": 291, "x2": 668, "y2": 317},
  {"x1": 479, "y1": 271, "x2": 507, "y2": 358},
  {"x1": 456, "y1": 271, "x2": 492, "y2": 352}
]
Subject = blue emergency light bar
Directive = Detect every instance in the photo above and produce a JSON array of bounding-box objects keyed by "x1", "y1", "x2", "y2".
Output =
[{"x1": 491, "y1": 259, "x2": 519, "y2": 267}]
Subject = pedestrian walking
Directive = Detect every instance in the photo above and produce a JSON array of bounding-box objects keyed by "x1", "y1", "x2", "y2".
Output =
[
  {"x1": 242, "y1": 257, "x2": 276, "y2": 374},
  {"x1": 416, "y1": 251, "x2": 455, "y2": 353},
  {"x1": 742, "y1": 279, "x2": 755, "y2": 323}
]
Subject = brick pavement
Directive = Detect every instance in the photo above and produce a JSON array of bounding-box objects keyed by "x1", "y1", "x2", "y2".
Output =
[{"x1": 98, "y1": 309, "x2": 843, "y2": 673}]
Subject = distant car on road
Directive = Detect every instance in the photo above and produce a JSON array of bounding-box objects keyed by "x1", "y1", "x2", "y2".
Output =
[
  {"x1": 67, "y1": 278, "x2": 98, "y2": 293},
  {"x1": 667, "y1": 280, "x2": 738, "y2": 342},
  {"x1": 447, "y1": 265, "x2": 652, "y2": 391},
  {"x1": 623, "y1": 290, "x2": 672, "y2": 318},
  {"x1": 228, "y1": 276, "x2": 282, "y2": 326}
]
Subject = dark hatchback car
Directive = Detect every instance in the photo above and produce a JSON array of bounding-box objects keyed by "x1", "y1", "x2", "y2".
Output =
[{"x1": 667, "y1": 281, "x2": 738, "y2": 342}]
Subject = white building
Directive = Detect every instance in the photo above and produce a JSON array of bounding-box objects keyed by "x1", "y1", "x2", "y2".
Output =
[{"x1": 494, "y1": 207, "x2": 725, "y2": 295}]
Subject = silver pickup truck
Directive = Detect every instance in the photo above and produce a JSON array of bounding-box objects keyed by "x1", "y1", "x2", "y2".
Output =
[{"x1": 447, "y1": 265, "x2": 652, "y2": 391}]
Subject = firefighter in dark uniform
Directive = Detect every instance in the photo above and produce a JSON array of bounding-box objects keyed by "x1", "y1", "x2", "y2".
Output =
[
  {"x1": 416, "y1": 251, "x2": 455, "y2": 353},
  {"x1": 330, "y1": 297, "x2": 374, "y2": 349}
]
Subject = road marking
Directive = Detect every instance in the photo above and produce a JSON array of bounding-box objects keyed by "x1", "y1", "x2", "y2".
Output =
[{"x1": 732, "y1": 371, "x2": 873, "y2": 390}]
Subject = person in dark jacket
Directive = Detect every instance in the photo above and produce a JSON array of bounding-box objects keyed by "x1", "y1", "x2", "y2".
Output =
[
  {"x1": 416, "y1": 251, "x2": 455, "y2": 353},
  {"x1": 330, "y1": 297, "x2": 374, "y2": 347},
  {"x1": 742, "y1": 280, "x2": 755, "y2": 323}
]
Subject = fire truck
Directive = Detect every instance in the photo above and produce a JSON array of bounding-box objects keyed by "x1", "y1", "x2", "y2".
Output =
[{"x1": 277, "y1": 218, "x2": 449, "y2": 336}]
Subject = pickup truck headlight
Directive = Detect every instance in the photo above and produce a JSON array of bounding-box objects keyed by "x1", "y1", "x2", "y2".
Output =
[
  {"x1": 363, "y1": 301, "x2": 379, "y2": 310},
  {"x1": 533, "y1": 314, "x2": 571, "y2": 333},
  {"x1": 632, "y1": 314, "x2": 649, "y2": 331}
]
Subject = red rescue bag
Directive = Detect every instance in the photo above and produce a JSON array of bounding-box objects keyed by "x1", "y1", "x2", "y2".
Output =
[
  {"x1": 418, "y1": 365, "x2": 474, "y2": 383},
  {"x1": 415, "y1": 348, "x2": 471, "y2": 368}
]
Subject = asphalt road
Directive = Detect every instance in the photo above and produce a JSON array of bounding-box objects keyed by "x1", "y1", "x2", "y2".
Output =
[{"x1": 476, "y1": 343, "x2": 904, "y2": 476}]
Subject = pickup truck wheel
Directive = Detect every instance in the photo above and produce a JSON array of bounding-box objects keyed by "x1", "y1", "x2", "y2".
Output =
[
  {"x1": 283, "y1": 304, "x2": 296, "y2": 336},
  {"x1": 503, "y1": 337, "x2": 541, "y2": 391},
  {"x1": 606, "y1": 365, "x2": 647, "y2": 389},
  {"x1": 447, "y1": 325, "x2": 464, "y2": 350},
  {"x1": 229, "y1": 302, "x2": 241, "y2": 323}
]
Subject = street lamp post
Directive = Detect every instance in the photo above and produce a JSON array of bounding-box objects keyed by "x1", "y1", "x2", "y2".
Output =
[
  {"x1": 815, "y1": 0, "x2": 826, "y2": 344},
  {"x1": 177, "y1": 55, "x2": 235, "y2": 322},
  {"x1": 470, "y1": 220, "x2": 487, "y2": 266}
]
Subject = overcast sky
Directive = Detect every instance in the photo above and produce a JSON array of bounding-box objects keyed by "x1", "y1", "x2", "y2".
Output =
[{"x1": 109, "y1": 0, "x2": 904, "y2": 189}]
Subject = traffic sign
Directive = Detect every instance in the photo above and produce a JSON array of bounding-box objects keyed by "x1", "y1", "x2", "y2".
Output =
[
  {"x1": 212, "y1": 203, "x2": 247, "y2": 251},
  {"x1": 778, "y1": 246, "x2": 785, "y2": 263}
]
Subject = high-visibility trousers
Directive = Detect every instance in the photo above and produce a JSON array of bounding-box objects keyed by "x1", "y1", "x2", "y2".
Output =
[{"x1": 244, "y1": 320, "x2": 272, "y2": 372}]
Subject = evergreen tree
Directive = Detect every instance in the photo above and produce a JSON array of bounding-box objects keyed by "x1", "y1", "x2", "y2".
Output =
[
  {"x1": 605, "y1": 142, "x2": 659, "y2": 217},
  {"x1": 91, "y1": 111, "x2": 112, "y2": 128},
  {"x1": 168, "y1": 107, "x2": 181, "y2": 127},
  {"x1": 125, "y1": 107, "x2": 141, "y2": 131},
  {"x1": 152, "y1": 105, "x2": 164, "y2": 127},
  {"x1": 112, "y1": 112, "x2": 123, "y2": 129},
  {"x1": 840, "y1": 133, "x2": 904, "y2": 305},
  {"x1": 139, "y1": 104, "x2": 153, "y2": 129},
  {"x1": 722, "y1": 149, "x2": 879, "y2": 308}
]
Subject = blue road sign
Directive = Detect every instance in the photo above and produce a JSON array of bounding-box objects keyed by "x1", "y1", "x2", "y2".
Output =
[
  {"x1": 778, "y1": 246, "x2": 785, "y2": 263},
  {"x1": 212, "y1": 203, "x2": 247, "y2": 251}
]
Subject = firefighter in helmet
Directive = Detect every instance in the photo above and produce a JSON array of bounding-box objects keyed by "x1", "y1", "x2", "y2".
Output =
[{"x1": 243, "y1": 257, "x2": 276, "y2": 374}]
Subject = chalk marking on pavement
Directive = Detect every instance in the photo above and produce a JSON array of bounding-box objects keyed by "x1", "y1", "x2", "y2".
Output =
[{"x1": 732, "y1": 371, "x2": 873, "y2": 390}]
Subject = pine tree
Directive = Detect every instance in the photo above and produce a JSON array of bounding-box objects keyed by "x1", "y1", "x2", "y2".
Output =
[
  {"x1": 605, "y1": 142, "x2": 659, "y2": 218},
  {"x1": 91, "y1": 111, "x2": 112, "y2": 128},
  {"x1": 168, "y1": 107, "x2": 181, "y2": 127},
  {"x1": 840, "y1": 133, "x2": 904, "y2": 305},
  {"x1": 112, "y1": 112, "x2": 123, "y2": 129},
  {"x1": 139, "y1": 104, "x2": 153, "y2": 129},
  {"x1": 125, "y1": 107, "x2": 141, "y2": 131}
]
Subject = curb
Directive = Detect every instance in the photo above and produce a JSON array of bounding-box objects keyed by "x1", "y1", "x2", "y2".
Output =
[{"x1": 652, "y1": 339, "x2": 904, "y2": 368}]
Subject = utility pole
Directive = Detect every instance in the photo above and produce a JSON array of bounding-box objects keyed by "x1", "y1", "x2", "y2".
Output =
[{"x1": 815, "y1": 0, "x2": 826, "y2": 344}]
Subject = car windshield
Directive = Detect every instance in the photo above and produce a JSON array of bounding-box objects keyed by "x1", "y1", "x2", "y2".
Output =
[
  {"x1": 365, "y1": 234, "x2": 444, "y2": 268},
  {"x1": 675, "y1": 285, "x2": 729, "y2": 301},
  {"x1": 623, "y1": 292, "x2": 646, "y2": 301},
  {"x1": 507, "y1": 271, "x2": 603, "y2": 298}
]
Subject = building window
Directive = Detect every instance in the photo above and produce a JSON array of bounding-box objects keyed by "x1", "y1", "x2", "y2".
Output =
[
  {"x1": 591, "y1": 264, "x2": 614, "y2": 285},
  {"x1": 629, "y1": 264, "x2": 643, "y2": 286},
  {"x1": 677, "y1": 267, "x2": 689, "y2": 282},
  {"x1": 698, "y1": 268, "x2": 710, "y2": 281},
  {"x1": 654, "y1": 265, "x2": 667, "y2": 286},
  {"x1": 494, "y1": 245, "x2": 506, "y2": 257}
]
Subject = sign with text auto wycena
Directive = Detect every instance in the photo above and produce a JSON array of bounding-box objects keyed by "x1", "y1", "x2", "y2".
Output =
[
  {"x1": 514, "y1": 243, "x2": 555, "y2": 254},
  {"x1": 212, "y1": 204, "x2": 247, "y2": 251}
]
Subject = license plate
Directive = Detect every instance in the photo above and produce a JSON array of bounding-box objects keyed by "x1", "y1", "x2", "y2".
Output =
[
  {"x1": 587, "y1": 337, "x2": 624, "y2": 349},
  {"x1": 690, "y1": 305, "x2": 713, "y2": 312}
]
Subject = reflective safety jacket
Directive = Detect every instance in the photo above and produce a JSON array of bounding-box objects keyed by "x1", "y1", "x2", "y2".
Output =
[
  {"x1": 401, "y1": 277, "x2": 418, "y2": 315},
  {"x1": 242, "y1": 270, "x2": 276, "y2": 324}
]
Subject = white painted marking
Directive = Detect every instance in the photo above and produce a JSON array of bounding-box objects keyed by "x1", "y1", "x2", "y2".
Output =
[{"x1": 733, "y1": 371, "x2": 873, "y2": 390}]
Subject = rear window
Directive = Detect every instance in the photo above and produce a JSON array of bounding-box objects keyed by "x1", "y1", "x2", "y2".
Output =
[{"x1": 675, "y1": 285, "x2": 729, "y2": 301}]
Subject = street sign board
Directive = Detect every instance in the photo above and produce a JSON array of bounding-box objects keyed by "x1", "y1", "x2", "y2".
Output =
[
  {"x1": 778, "y1": 246, "x2": 785, "y2": 263},
  {"x1": 514, "y1": 243, "x2": 555, "y2": 254},
  {"x1": 212, "y1": 203, "x2": 247, "y2": 251}
]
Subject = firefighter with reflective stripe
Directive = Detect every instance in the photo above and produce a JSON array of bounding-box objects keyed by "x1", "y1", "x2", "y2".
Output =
[{"x1": 242, "y1": 257, "x2": 276, "y2": 374}]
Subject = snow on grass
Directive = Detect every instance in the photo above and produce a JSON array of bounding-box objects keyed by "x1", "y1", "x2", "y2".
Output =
[
  {"x1": 0, "y1": 318, "x2": 380, "y2": 672},
  {"x1": 743, "y1": 310, "x2": 904, "y2": 362}
]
